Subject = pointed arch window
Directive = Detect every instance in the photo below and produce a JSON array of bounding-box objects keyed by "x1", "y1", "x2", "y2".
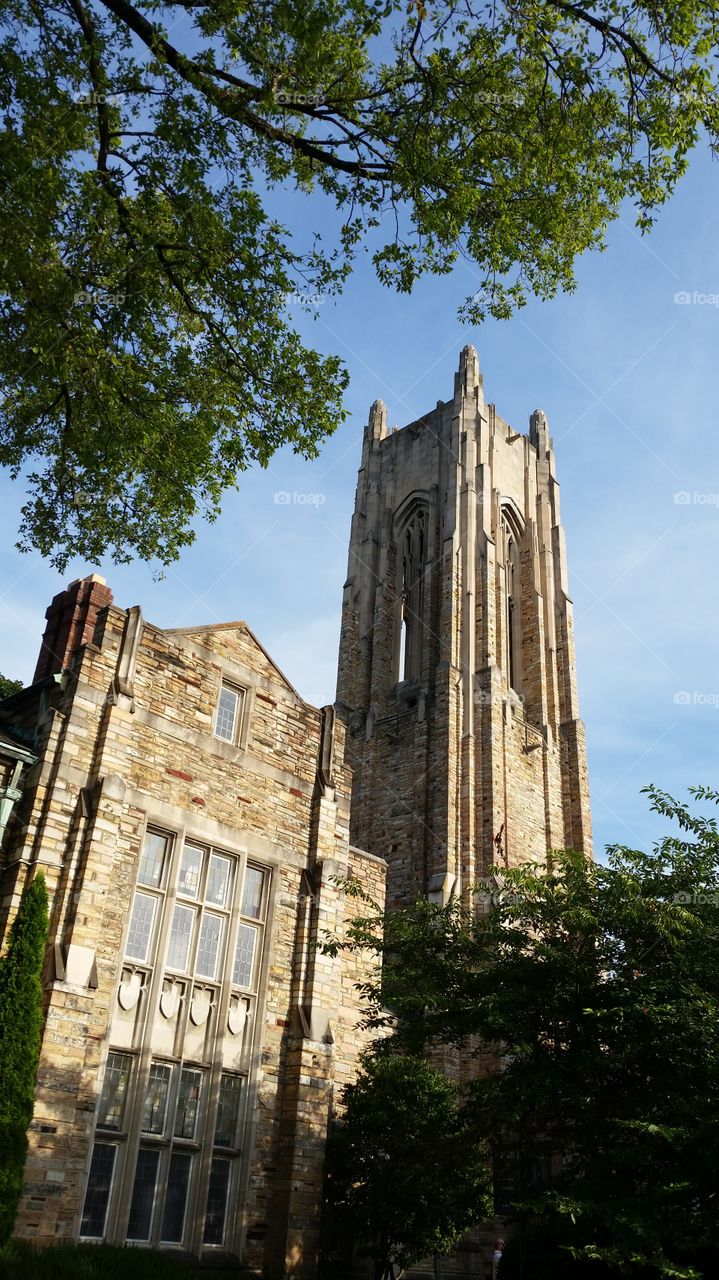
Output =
[
  {"x1": 501, "y1": 513, "x2": 522, "y2": 695},
  {"x1": 398, "y1": 510, "x2": 426, "y2": 682}
]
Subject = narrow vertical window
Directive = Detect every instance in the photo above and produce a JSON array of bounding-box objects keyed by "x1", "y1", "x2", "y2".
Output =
[
  {"x1": 138, "y1": 831, "x2": 168, "y2": 888},
  {"x1": 398, "y1": 511, "x2": 426, "y2": 682},
  {"x1": 97, "y1": 1052, "x2": 132, "y2": 1131},
  {"x1": 80, "y1": 1143, "x2": 116, "y2": 1238},
  {"x1": 215, "y1": 1074, "x2": 243, "y2": 1148},
  {"x1": 125, "y1": 892, "x2": 157, "y2": 962},
  {"x1": 214, "y1": 683, "x2": 244, "y2": 743},
  {"x1": 196, "y1": 914, "x2": 224, "y2": 979},
  {"x1": 203, "y1": 1157, "x2": 231, "y2": 1245},
  {"x1": 178, "y1": 844, "x2": 203, "y2": 898},
  {"x1": 240, "y1": 866, "x2": 265, "y2": 919},
  {"x1": 233, "y1": 923, "x2": 258, "y2": 988},
  {"x1": 127, "y1": 1148, "x2": 160, "y2": 1240},
  {"x1": 167, "y1": 903, "x2": 195, "y2": 971},
  {"x1": 161, "y1": 1151, "x2": 192, "y2": 1243},
  {"x1": 502, "y1": 515, "x2": 522, "y2": 694},
  {"x1": 174, "y1": 1068, "x2": 204, "y2": 1140},
  {"x1": 206, "y1": 854, "x2": 232, "y2": 907},
  {"x1": 142, "y1": 1062, "x2": 172, "y2": 1135}
]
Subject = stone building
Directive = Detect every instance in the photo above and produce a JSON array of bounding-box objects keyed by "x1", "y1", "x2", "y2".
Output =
[
  {"x1": 0, "y1": 346, "x2": 592, "y2": 1277},
  {"x1": 0, "y1": 574, "x2": 385, "y2": 1274},
  {"x1": 334, "y1": 346, "x2": 593, "y2": 1275},
  {"x1": 337, "y1": 345, "x2": 592, "y2": 908}
]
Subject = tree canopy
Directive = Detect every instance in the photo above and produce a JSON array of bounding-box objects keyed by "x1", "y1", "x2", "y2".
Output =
[
  {"x1": 323, "y1": 1052, "x2": 491, "y2": 1280},
  {"x1": 0, "y1": 675, "x2": 23, "y2": 700},
  {"x1": 324, "y1": 786, "x2": 719, "y2": 1278},
  {"x1": 2, "y1": 0, "x2": 719, "y2": 566}
]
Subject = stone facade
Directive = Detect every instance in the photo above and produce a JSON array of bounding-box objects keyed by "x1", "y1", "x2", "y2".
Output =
[
  {"x1": 337, "y1": 345, "x2": 592, "y2": 909},
  {"x1": 0, "y1": 581, "x2": 385, "y2": 1276},
  {"x1": 334, "y1": 346, "x2": 593, "y2": 1278},
  {"x1": 0, "y1": 346, "x2": 593, "y2": 1279}
]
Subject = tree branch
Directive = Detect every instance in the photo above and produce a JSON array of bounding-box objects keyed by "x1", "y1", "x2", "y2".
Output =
[
  {"x1": 543, "y1": 0, "x2": 677, "y2": 87},
  {"x1": 66, "y1": 0, "x2": 112, "y2": 170},
  {"x1": 97, "y1": 0, "x2": 393, "y2": 179}
]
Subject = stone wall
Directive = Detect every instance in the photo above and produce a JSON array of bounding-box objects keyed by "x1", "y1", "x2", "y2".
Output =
[
  {"x1": 337, "y1": 346, "x2": 592, "y2": 909},
  {"x1": 335, "y1": 347, "x2": 594, "y2": 1280},
  {"x1": 0, "y1": 584, "x2": 385, "y2": 1277}
]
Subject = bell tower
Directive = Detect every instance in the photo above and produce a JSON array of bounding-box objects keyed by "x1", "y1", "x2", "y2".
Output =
[{"x1": 336, "y1": 347, "x2": 592, "y2": 908}]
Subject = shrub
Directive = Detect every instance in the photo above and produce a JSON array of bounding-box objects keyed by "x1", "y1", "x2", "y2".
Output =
[
  {"x1": 0, "y1": 876, "x2": 49, "y2": 1244},
  {"x1": 0, "y1": 1241, "x2": 238, "y2": 1280}
]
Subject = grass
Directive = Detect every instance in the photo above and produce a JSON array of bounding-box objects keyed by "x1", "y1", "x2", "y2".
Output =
[{"x1": 0, "y1": 1242, "x2": 241, "y2": 1279}]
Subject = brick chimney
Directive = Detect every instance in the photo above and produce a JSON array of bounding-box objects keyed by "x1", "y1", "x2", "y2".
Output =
[{"x1": 33, "y1": 574, "x2": 113, "y2": 683}]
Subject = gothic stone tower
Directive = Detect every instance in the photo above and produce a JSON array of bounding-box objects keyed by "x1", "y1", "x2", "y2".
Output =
[{"x1": 336, "y1": 346, "x2": 592, "y2": 909}]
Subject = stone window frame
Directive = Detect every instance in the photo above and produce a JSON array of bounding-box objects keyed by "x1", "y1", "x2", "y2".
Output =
[
  {"x1": 207, "y1": 667, "x2": 255, "y2": 759},
  {"x1": 392, "y1": 493, "x2": 431, "y2": 687},
  {"x1": 498, "y1": 499, "x2": 525, "y2": 699},
  {"x1": 81, "y1": 823, "x2": 271, "y2": 1255},
  {"x1": 213, "y1": 680, "x2": 248, "y2": 747}
]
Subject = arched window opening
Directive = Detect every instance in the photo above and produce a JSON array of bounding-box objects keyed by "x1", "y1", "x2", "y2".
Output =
[
  {"x1": 503, "y1": 520, "x2": 522, "y2": 695},
  {"x1": 398, "y1": 511, "x2": 425, "y2": 682}
]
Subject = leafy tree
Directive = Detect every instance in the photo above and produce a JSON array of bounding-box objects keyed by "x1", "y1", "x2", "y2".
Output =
[
  {"x1": 0, "y1": 675, "x2": 23, "y2": 700},
  {"x1": 0, "y1": 875, "x2": 49, "y2": 1245},
  {"x1": 2, "y1": 2, "x2": 719, "y2": 567},
  {"x1": 324, "y1": 787, "x2": 719, "y2": 1278},
  {"x1": 323, "y1": 1052, "x2": 491, "y2": 1280}
]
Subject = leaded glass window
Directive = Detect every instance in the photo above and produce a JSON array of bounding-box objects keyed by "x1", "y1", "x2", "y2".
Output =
[
  {"x1": 160, "y1": 1151, "x2": 192, "y2": 1243},
  {"x1": 196, "y1": 913, "x2": 224, "y2": 980},
  {"x1": 127, "y1": 1148, "x2": 160, "y2": 1240},
  {"x1": 97, "y1": 1052, "x2": 132, "y2": 1131},
  {"x1": 142, "y1": 1062, "x2": 171, "y2": 1135},
  {"x1": 138, "y1": 831, "x2": 168, "y2": 888},
  {"x1": 233, "y1": 923, "x2": 257, "y2": 988},
  {"x1": 241, "y1": 866, "x2": 264, "y2": 920},
  {"x1": 167, "y1": 903, "x2": 195, "y2": 971},
  {"x1": 207, "y1": 854, "x2": 231, "y2": 907},
  {"x1": 174, "y1": 1068, "x2": 203, "y2": 1141},
  {"x1": 125, "y1": 892, "x2": 157, "y2": 962},
  {"x1": 88, "y1": 824, "x2": 270, "y2": 1249},
  {"x1": 215, "y1": 1074, "x2": 243, "y2": 1148},
  {"x1": 178, "y1": 844, "x2": 203, "y2": 899},
  {"x1": 203, "y1": 1157, "x2": 231, "y2": 1245},
  {"x1": 80, "y1": 1143, "x2": 116, "y2": 1238}
]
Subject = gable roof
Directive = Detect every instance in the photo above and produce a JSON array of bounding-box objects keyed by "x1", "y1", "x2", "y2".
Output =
[{"x1": 161, "y1": 620, "x2": 309, "y2": 706}]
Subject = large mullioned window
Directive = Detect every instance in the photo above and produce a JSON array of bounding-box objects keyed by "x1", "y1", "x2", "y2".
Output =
[{"x1": 80, "y1": 829, "x2": 268, "y2": 1253}]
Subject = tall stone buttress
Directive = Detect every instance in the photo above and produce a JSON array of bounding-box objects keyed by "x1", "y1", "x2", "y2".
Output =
[{"x1": 336, "y1": 347, "x2": 592, "y2": 908}]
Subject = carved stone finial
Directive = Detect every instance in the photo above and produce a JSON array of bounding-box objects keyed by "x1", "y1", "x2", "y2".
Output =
[
  {"x1": 367, "y1": 399, "x2": 388, "y2": 442},
  {"x1": 529, "y1": 408, "x2": 549, "y2": 451},
  {"x1": 456, "y1": 344, "x2": 483, "y2": 400}
]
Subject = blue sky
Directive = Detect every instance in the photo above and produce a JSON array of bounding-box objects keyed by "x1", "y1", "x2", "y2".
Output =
[{"x1": 2, "y1": 143, "x2": 719, "y2": 862}]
